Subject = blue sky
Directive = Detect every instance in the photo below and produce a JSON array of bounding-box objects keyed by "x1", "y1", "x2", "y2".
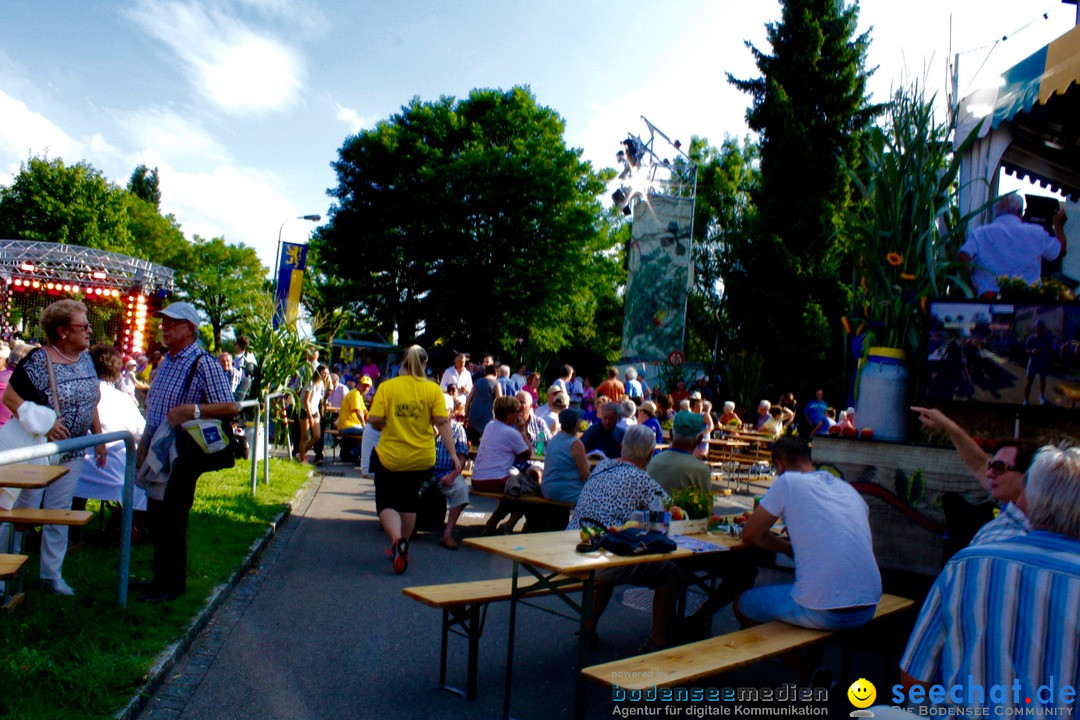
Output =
[{"x1": 0, "y1": 1, "x2": 1076, "y2": 270}]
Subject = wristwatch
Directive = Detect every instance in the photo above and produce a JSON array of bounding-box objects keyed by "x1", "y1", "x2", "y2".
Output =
[{"x1": 193, "y1": 404, "x2": 201, "y2": 420}]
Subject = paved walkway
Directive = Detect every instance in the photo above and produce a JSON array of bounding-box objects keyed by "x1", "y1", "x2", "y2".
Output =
[{"x1": 132, "y1": 461, "x2": 844, "y2": 720}]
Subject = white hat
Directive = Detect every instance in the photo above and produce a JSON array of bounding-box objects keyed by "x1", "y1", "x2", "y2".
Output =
[{"x1": 153, "y1": 301, "x2": 201, "y2": 326}]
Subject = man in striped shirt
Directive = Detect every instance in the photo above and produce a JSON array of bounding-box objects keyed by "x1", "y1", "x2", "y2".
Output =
[{"x1": 898, "y1": 444, "x2": 1080, "y2": 711}]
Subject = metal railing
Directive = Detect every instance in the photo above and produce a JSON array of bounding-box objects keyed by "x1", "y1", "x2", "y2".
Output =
[
  {"x1": 0, "y1": 431, "x2": 137, "y2": 606},
  {"x1": 0, "y1": 391, "x2": 294, "y2": 607}
]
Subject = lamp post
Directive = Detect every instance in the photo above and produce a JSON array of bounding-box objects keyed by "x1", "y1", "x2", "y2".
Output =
[{"x1": 274, "y1": 214, "x2": 321, "y2": 298}]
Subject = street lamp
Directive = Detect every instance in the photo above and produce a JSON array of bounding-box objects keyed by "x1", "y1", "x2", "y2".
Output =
[{"x1": 274, "y1": 214, "x2": 322, "y2": 297}]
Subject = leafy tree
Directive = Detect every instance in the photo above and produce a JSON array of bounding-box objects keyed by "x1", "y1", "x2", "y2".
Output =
[
  {"x1": 127, "y1": 164, "x2": 162, "y2": 210},
  {"x1": 683, "y1": 135, "x2": 759, "y2": 375},
  {"x1": 0, "y1": 156, "x2": 134, "y2": 254},
  {"x1": 174, "y1": 235, "x2": 266, "y2": 351},
  {"x1": 726, "y1": 0, "x2": 878, "y2": 397},
  {"x1": 125, "y1": 194, "x2": 189, "y2": 270},
  {"x1": 312, "y1": 86, "x2": 620, "y2": 363}
]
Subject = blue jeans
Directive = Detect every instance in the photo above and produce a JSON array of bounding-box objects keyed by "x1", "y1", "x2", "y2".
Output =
[{"x1": 737, "y1": 583, "x2": 876, "y2": 630}]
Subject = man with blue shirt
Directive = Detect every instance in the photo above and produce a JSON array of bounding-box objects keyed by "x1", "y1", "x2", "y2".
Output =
[
  {"x1": 897, "y1": 444, "x2": 1080, "y2": 713},
  {"x1": 135, "y1": 302, "x2": 238, "y2": 603}
]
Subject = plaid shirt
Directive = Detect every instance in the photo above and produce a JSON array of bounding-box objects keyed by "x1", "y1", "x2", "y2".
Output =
[
  {"x1": 144, "y1": 342, "x2": 235, "y2": 440},
  {"x1": 433, "y1": 419, "x2": 468, "y2": 475}
]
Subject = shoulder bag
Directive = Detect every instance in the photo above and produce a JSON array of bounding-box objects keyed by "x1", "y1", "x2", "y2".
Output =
[{"x1": 173, "y1": 351, "x2": 237, "y2": 474}]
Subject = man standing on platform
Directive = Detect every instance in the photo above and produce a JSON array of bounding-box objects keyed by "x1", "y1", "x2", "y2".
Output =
[
  {"x1": 958, "y1": 193, "x2": 1067, "y2": 299},
  {"x1": 135, "y1": 302, "x2": 238, "y2": 603}
]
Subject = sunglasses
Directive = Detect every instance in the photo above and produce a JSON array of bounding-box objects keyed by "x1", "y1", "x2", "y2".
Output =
[
  {"x1": 987, "y1": 459, "x2": 1017, "y2": 475},
  {"x1": 68, "y1": 322, "x2": 92, "y2": 332}
]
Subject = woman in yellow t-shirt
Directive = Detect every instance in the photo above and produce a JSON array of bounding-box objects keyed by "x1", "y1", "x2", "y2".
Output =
[{"x1": 367, "y1": 345, "x2": 462, "y2": 574}]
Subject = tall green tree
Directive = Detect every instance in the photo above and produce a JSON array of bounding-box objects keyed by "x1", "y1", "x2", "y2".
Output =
[
  {"x1": 175, "y1": 235, "x2": 266, "y2": 351},
  {"x1": 0, "y1": 156, "x2": 134, "y2": 254},
  {"x1": 312, "y1": 86, "x2": 621, "y2": 362},
  {"x1": 726, "y1": 0, "x2": 878, "y2": 396},
  {"x1": 127, "y1": 164, "x2": 162, "y2": 210},
  {"x1": 683, "y1": 135, "x2": 759, "y2": 368}
]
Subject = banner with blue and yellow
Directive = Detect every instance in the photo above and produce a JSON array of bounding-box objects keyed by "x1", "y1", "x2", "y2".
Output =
[{"x1": 274, "y1": 241, "x2": 307, "y2": 328}]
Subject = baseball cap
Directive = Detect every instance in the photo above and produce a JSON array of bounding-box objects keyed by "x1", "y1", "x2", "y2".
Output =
[
  {"x1": 359, "y1": 375, "x2": 373, "y2": 385},
  {"x1": 153, "y1": 301, "x2": 200, "y2": 326},
  {"x1": 672, "y1": 410, "x2": 705, "y2": 436},
  {"x1": 690, "y1": 391, "x2": 703, "y2": 400},
  {"x1": 551, "y1": 392, "x2": 569, "y2": 409}
]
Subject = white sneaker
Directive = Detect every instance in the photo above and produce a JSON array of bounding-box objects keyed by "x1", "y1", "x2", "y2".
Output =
[{"x1": 42, "y1": 578, "x2": 75, "y2": 596}]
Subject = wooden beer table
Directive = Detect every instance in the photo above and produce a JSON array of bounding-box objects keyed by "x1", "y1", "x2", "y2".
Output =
[{"x1": 464, "y1": 529, "x2": 747, "y2": 719}]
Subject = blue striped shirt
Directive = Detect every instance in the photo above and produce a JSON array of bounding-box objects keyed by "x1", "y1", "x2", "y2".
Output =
[
  {"x1": 900, "y1": 531, "x2": 1080, "y2": 709},
  {"x1": 433, "y1": 420, "x2": 468, "y2": 475},
  {"x1": 969, "y1": 502, "x2": 1031, "y2": 546},
  {"x1": 144, "y1": 342, "x2": 236, "y2": 441}
]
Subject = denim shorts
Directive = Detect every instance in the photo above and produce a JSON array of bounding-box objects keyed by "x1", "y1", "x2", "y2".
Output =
[{"x1": 737, "y1": 583, "x2": 876, "y2": 630}]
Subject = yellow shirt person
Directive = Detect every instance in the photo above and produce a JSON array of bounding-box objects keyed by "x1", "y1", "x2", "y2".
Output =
[
  {"x1": 337, "y1": 388, "x2": 367, "y2": 431},
  {"x1": 368, "y1": 375, "x2": 447, "y2": 472}
]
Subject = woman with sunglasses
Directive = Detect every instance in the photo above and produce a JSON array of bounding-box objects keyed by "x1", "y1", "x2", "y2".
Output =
[{"x1": 0, "y1": 299, "x2": 107, "y2": 595}]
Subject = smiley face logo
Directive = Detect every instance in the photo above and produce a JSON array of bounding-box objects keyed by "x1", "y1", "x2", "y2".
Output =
[{"x1": 847, "y1": 678, "x2": 876, "y2": 709}]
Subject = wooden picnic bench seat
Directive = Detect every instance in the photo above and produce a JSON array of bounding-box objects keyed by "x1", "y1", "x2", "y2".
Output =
[
  {"x1": 404, "y1": 574, "x2": 585, "y2": 700},
  {"x1": 0, "y1": 553, "x2": 28, "y2": 611},
  {"x1": 469, "y1": 488, "x2": 575, "y2": 508},
  {"x1": 580, "y1": 593, "x2": 914, "y2": 694},
  {"x1": 0, "y1": 509, "x2": 94, "y2": 599}
]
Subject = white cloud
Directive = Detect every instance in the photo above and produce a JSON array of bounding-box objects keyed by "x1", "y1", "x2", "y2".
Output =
[
  {"x1": 117, "y1": 108, "x2": 229, "y2": 165},
  {"x1": 0, "y1": 88, "x2": 82, "y2": 176},
  {"x1": 156, "y1": 161, "x2": 319, "y2": 269},
  {"x1": 335, "y1": 104, "x2": 370, "y2": 134},
  {"x1": 126, "y1": 0, "x2": 305, "y2": 114}
]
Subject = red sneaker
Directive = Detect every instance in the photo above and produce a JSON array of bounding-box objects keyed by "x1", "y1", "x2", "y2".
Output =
[{"x1": 392, "y1": 539, "x2": 409, "y2": 574}]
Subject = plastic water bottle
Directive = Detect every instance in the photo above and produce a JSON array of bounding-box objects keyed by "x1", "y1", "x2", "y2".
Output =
[
  {"x1": 648, "y1": 491, "x2": 669, "y2": 534},
  {"x1": 535, "y1": 434, "x2": 545, "y2": 456},
  {"x1": 418, "y1": 473, "x2": 439, "y2": 497}
]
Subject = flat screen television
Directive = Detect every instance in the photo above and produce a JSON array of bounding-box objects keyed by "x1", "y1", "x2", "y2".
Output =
[{"x1": 925, "y1": 300, "x2": 1080, "y2": 408}]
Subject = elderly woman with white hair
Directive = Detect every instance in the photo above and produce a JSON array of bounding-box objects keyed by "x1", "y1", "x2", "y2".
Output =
[
  {"x1": 567, "y1": 424, "x2": 680, "y2": 652},
  {"x1": 718, "y1": 400, "x2": 741, "y2": 429}
]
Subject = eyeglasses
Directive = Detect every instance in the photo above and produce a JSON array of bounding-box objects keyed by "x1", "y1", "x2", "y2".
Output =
[
  {"x1": 987, "y1": 459, "x2": 1017, "y2": 475},
  {"x1": 68, "y1": 323, "x2": 92, "y2": 332}
]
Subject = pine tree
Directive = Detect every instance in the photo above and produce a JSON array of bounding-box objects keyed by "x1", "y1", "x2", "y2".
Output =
[{"x1": 726, "y1": 0, "x2": 878, "y2": 396}]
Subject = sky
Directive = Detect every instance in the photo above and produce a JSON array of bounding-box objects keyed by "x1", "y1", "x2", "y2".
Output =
[{"x1": 0, "y1": 0, "x2": 1077, "y2": 272}]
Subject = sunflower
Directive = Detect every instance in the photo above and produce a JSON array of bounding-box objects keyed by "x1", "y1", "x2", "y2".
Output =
[{"x1": 886, "y1": 252, "x2": 903, "y2": 267}]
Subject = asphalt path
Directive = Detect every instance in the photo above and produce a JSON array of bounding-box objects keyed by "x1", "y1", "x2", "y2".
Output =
[{"x1": 134, "y1": 462, "x2": 816, "y2": 720}]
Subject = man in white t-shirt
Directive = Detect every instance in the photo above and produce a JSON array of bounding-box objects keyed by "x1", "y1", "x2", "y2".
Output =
[
  {"x1": 735, "y1": 436, "x2": 881, "y2": 632},
  {"x1": 958, "y1": 193, "x2": 1067, "y2": 298},
  {"x1": 440, "y1": 353, "x2": 473, "y2": 394}
]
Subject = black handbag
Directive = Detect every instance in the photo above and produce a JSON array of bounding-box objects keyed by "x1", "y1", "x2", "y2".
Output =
[
  {"x1": 174, "y1": 352, "x2": 238, "y2": 474},
  {"x1": 599, "y1": 527, "x2": 677, "y2": 556}
]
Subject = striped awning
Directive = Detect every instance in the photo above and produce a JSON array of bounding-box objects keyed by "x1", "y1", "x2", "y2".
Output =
[
  {"x1": 958, "y1": 22, "x2": 1080, "y2": 138},
  {"x1": 956, "y1": 23, "x2": 1080, "y2": 200}
]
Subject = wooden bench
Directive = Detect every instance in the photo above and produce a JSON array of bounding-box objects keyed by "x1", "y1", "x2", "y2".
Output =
[
  {"x1": 0, "y1": 553, "x2": 29, "y2": 611},
  {"x1": 0, "y1": 509, "x2": 94, "y2": 597},
  {"x1": 404, "y1": 575, "x2": 585, "y2": 700},
  {"x1": 580, "y1": 593, "x2": 914, "y2": 696},
  {"x1": 470, "y1": 488, "x2": 575, "y2": 532}
]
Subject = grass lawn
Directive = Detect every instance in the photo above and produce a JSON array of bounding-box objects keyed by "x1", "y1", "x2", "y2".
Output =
[{"x1": 0, "y1": 458, "x2": 312, "y2": 720}]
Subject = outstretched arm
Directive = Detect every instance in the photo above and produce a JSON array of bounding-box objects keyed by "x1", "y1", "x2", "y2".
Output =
[{"x1": 911, "y1": 406, "x2": 989, "y2": 491}]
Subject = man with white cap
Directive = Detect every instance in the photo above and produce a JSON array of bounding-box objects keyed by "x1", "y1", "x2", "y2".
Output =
[{"x1": 134, "y1": 301, "x2": 238, "y2": 603}]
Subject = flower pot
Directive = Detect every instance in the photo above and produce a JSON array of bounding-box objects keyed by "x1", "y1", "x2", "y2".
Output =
[{"x1": 855, "y1": 347, "x2": 908, "y2": 442}]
